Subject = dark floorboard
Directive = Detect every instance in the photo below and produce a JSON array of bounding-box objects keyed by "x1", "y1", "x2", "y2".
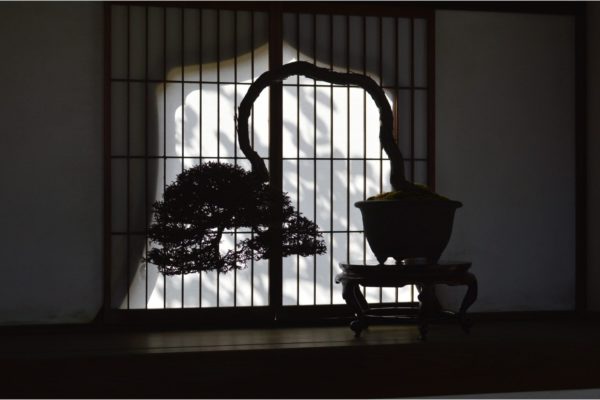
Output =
[{"x1": 1, "y1": 319, "x2": 600, "y2": 398}]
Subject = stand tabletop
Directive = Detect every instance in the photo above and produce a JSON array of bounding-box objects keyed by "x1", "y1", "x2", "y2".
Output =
[{"x1": 339, "y1": 260, "x2": 471, "y2": 276}]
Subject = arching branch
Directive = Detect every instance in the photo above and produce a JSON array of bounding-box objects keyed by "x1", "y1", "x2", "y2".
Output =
[{"x1": 237, "y1": 61, "x2": 413, "y2": 192}]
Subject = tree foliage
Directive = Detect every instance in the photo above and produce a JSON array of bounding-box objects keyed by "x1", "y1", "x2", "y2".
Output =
[{"x1": 147, "y1": 162, "x2": 327, "y2": 275}]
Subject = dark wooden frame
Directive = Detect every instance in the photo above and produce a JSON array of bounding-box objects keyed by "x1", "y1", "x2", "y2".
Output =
[
  {"x1": 575, "y1": 3, "x2": 587, "y2": 313},
  {"x1": 102, "y1": 1, "x2": 587, "y2": 327}
]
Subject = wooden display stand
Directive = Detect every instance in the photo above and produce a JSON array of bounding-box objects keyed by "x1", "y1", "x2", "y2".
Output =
[{"x1": 336, "y1": 261, "x2": 478, "y2": 340}]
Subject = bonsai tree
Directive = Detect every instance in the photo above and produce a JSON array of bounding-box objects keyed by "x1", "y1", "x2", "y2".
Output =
[
  {"x1": 147, "y1": 161, "x2": 326, "y2": 275},
  {"x1": 233, "y1": 61, "x2": 460, "y2": 265}
]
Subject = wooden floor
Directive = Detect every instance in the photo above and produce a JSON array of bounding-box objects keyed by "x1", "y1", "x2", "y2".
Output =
[{"x1": 1, "y1": 317, "x2": 600, "y2": 398}]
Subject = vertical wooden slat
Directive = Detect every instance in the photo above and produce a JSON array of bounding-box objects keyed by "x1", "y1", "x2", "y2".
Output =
[
  {"x1": 313, "y1": 13, "x2": 318, "y2": 306},
  {"x1": 575, "y1": 4, "x2": 587, "y2": 312},
  {"x1": 198, "y1": 7, "x2": 203, "y2": 308},
  {"x1": 233, "y1": 10, "x2": 238, "y2": 307},
  {"x1": 329, "y1": 13, "x2": 334, "y2": 305},
  {"x1": 162, "y1": 6, "x2": 167, "y2": 308},
  {"x1": 268, "y1": 2, "x2": 284, "y2": 312},
  {"x1": 394, "y1": 16, "x2": 399, "y2": 304},
  {"x1": 410, "y1": 18, "x2": 415, "y2": 184},
  {"x1": 216, "y1": 8, "x2": 221, "y2": 307},
  {"x1": 346, "y1": 14, "x2": 351, "y2": 265},
  {"x1": 379, "y1": 16, "x2": 384, "y2": 192},
  {"x1": 250, "y1": 10, "x2": 255, "y2": 307},
  {"x1": 144, "y1": 5, "x2": 149, "y2": 309},
  {"x1": 180, "y1": 7, "x2": 185, "y2": 308},
  {"x1": 296, "y1": 12, "x2": 301, "y2": 306},
  {"x1": 126, "y1": 5, "x2": 131, "y2": 309},
  {"x1": 426, "y1": 12, "x2": 436, "y2": 191},
  {"x1": 362, "y1": 15, "x2": 367, "y2": 273},
  {"x1": 103, "y1": 3, "x2": 113, "y2": 314}
]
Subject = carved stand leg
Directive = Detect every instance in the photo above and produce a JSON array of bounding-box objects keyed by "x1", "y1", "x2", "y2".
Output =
[
  {"x1": 417, "y1": 284, "x2": 437, "y2": 341},
  {"x1": 457, "y1": 273, "x2": 478, "y2": 333},
  {"x1": 341, "y1": 280, "x2": 369, "y2": 337}
]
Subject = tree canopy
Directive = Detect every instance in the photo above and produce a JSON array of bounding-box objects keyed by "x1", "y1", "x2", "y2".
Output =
[{"x1": 147, "y1": 162, "x2": 327, "y2": 275}]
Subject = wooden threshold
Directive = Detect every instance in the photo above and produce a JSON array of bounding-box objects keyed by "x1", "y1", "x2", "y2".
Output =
[{"x1": 1, "y1": 318, "x2": 600, "y2": 398}]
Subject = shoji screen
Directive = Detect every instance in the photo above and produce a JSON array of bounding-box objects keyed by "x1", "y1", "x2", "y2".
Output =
[
  {"x1": 108, "y1": 4, "x2": 432, "y2": 316},
  {"x1": 279, "y1": 13, "x2": 429, "y2": 306}
]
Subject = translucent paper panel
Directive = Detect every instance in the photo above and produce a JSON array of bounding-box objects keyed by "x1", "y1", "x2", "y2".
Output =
[
  {"x1": 147, "y1": 7, "x2": 165, "y2": 81},
  {"x1": 315, "y1": 15, "x2": 331, "y2": 68},
  {"x1": 250, "y1": 83, "x2": 270, "y2": 160},
  {"x1": 316, "y1": 86, "x2": 332, "y2": 158},
  {"x1": 182, "y1": 83, "x2": 200, "y2": 160},
  {"x1": 415, "y1": 161, "x2": 428, "y2": 186},
  {"x1": 397, "y1": 18, "x2": 412, "y2": 87},
  {"x1": 414, "y1": 18, "x2": 428, "y2": 87},
  {"x1": 111, "y1": 6, "x2": 128, "y2": 79},
  {"x1": 331, "y1": 234, "x2": 347, "y2": 303},
  {"x1": 165, "y1": 274, "x2": 183, "y2": 308},
  {"x1": 348, "y1": 160, "x2": 365, "y2": 231},
  {"x1": 348, "y1": 16, "x2": 365, "y2": 73},
  {"x1": 183, "y1": 273, "x2": 200, "y2": 308},
  {"x1": 111, "y1": 83, "x2": 127, "y2": 156},
  {"x1": 315, "y1": 160, "x2": 332, "y2": 232},
  {"x1": 381, "y1": 18, "x2": 397, "y2": 88},
  {"x1": 397, "y1": 89, "x2": 412, "y2": 159},
  {"x1": 348, "y1": 88, "x2": 365, "y2": 158},
  {"x1": 128, "y1": 159, "x2": 146, "y2": 233},
  {"x1": 235, "y1": 233, "x2": 254, "y2": 307},
  {"x1": 165, "y1": 8, "x2": 183, "y2": 82},
  {"x1": 365, "y1": 17, "x2": 380, "y2": 83},
  {"x1": 253, "y1": 259, "x2": 269, "y2": 306},
  {"x1": 219, "y1": 84, "x2": 237, "y2": 158},
  {"x1": 298, "y1": 160, "x2": 315, "y2": 221},
  {"x1": 200, "y1": 84, "x2": 219, "y2": 157},
  {"x1": 110, "y1": 235, "x2": 128, "y2": 308},
  {"x1": 365, "y1": 286, "x2": 380, "y2": 304},
  {"x1": 128, "y1": 235, "x2": 147, "y2": 309},
  {"x1": 282, "y1": 85, "x2": 299, "y2": 158},
  {"x1": 315, "y1": 232, "x2": 332, "y2": 305},
  {"x1": 111, "y1": 159, "x2": 127, "y2": 233},
  {"x1": 331, "y1": 87, "x2": 349, "y2": 158},
  {"x1": 282, "y1": 255, "x2": 298, "y2": 306},
  {"x1": 365, "y1": 92, "x2": 382, "y2": 160},
  {"x1": 414, "y1": 90, "x2": 428, "y2": 160},
  {"x1": 129, "y1": 7, "x2": 147, "y2": 80},
  {"x1": 129, "y1": 83, "x2": 146, "y2": 157},
  {"x1": 332, "y1": 160, "x2": 348, "y2": 232},
  {"x1": 147, "y1": 236, "x2": 165, "y2": 309}
]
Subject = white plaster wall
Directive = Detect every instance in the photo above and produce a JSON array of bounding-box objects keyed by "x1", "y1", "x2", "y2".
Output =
[
  {"x1": 587, "y1": 3, "x2": 600, "y2": 312},
  {"x1": 0, "y1": 3, "x2": 104, "y2": 324},
  {"x1": 435, "y1": 10, "x2": 576, "y2": 311}
]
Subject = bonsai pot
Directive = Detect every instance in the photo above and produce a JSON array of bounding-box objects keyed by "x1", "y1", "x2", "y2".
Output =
[{"x1": 355, "y1": 198, "x2": 462, "y2": 264}]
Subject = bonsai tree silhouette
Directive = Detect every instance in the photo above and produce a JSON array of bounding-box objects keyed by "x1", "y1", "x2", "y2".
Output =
[
  {"x1": 147, "y1": 161, "x2": 326, "y2": 275},
  {"x1": 233, "y1": 61, "x2": 460, "y2": 265}
]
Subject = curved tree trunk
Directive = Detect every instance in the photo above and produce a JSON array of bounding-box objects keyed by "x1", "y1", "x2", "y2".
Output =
[{"x1": 236, "y1": 61, "x2": 416, "y2": 193}]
